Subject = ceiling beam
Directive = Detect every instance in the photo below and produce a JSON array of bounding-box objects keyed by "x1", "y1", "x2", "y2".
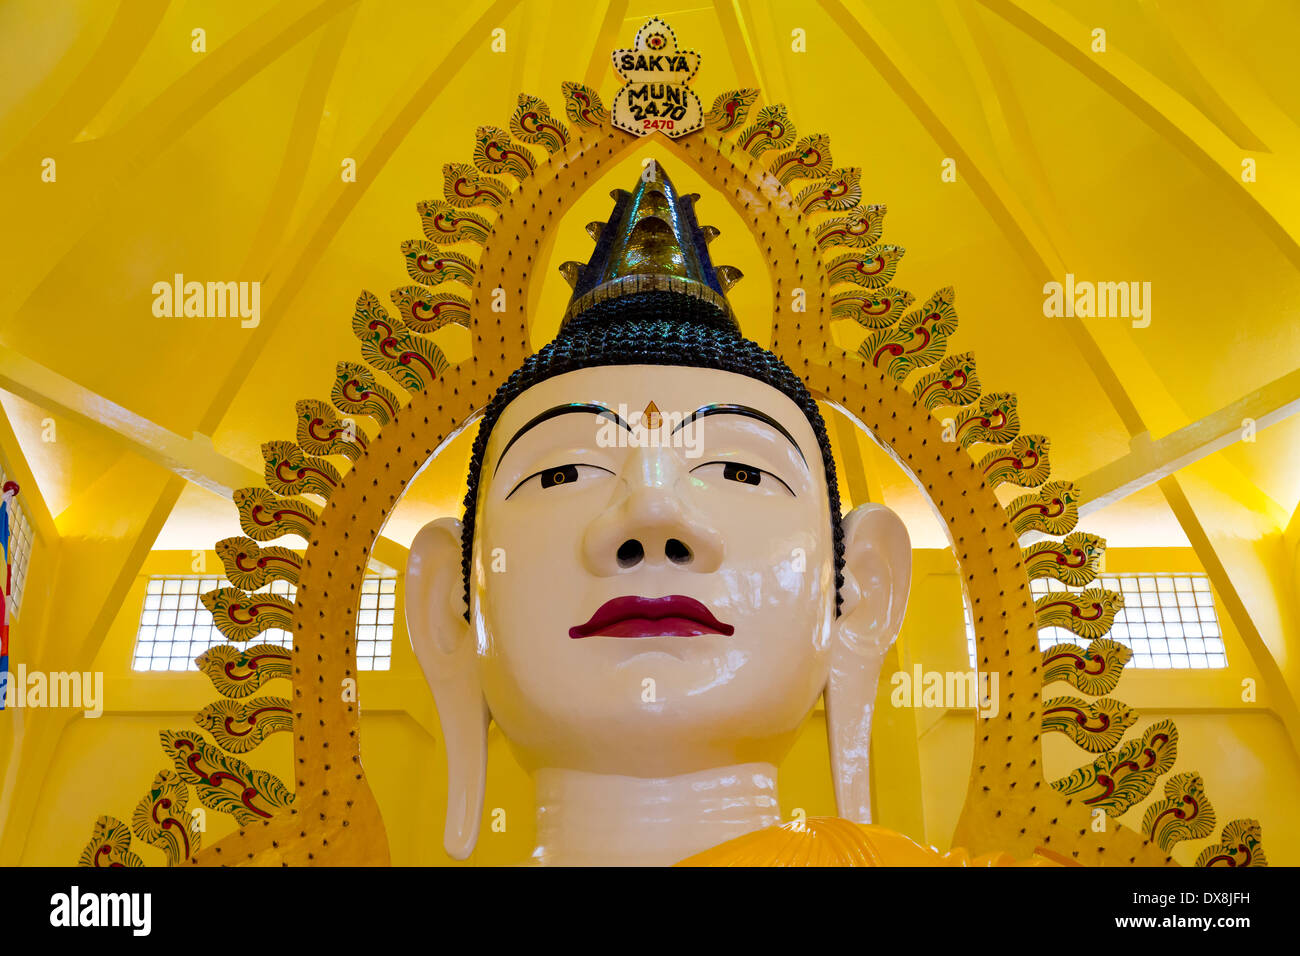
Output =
[
  {"x1": 1158, "y1": 475, "x2": 1300, "y2": 763},
  {"x1": 0, "y1": 398, "x2": 57, "y2": 545},
  {"x1": 977, "y1": 0, "x2": 1300, "y2": 271},
  {"x1": 1077, "y1": 366, "x2": 1300, "y2": 517},
  {"x1": 830, "y1": 408, "x2": 874, "y2": 508},
  {"x1": 711, "y1": 0, "x2": 764, "y2": 97},
  {"x1": 192, "y1": 0, "x2": 525, "y2": 437},
  {"x1": 817, "y1": 0, "x2": 1149, "y2": 438},
  {"x1": 583, "y1": 0, "x2": 631, "y2": 91},
  {"x1": 0, "y1": 0, "x2": 360, "y2": 322},
  {"x1": 0, "y1": 344, "x2": 410, "y2": 568},
  {"x1": 0, "y1": 344, "x2": 256, "y2": 498},
  {"x1": 737, "y1": 0, "x2": 792, "y2": 107}
]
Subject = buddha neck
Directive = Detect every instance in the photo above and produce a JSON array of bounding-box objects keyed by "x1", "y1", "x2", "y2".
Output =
[{"x1": 531, "y1": 762, "x2": 782, "y2": 866}]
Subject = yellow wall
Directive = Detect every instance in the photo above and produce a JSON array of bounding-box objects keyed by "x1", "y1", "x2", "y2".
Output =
[
  {"x1": 911, "y1": 547, "x2": 1300, "y2": 865},
  {"x1": 9, "y1": 541, "x2": 1297, "y2": 866}
]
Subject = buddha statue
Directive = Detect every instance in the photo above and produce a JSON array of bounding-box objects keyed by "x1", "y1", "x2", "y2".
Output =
[{"x1": 405, "y1": 160, "x2": 1045, "y2": 866}]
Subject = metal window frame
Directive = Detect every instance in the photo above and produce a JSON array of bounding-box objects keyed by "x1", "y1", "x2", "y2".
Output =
[
  {"x1": 965, "y1": 572, "x2": 1226, "y2": 669},
  {"x1": 133, "y1": 573, "x2": 396, "y2": 672}
]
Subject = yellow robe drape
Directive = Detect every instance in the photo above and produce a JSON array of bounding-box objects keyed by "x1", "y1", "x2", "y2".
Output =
[{"x1": 676, "y1": 817, "x2": 1062, "y2": 866}]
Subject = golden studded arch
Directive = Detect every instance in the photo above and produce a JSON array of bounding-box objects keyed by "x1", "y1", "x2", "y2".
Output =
[{"x1": 79, "y1": 79, "x2": 1264, "y2": 869}]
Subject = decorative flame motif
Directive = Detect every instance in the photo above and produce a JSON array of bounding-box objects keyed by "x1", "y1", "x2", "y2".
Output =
[
  {"x1": 442, "y1": 162, "x2": 508, "y2": 208},
  {"x1": 831, "y1": 287, "x2": 913, "y2": 330},
  {"x1": 400, "y1": 242, "x2": 476, "y2": 287},
  {"x1": 160, "y1": 731, "x2": 295, "y2": 825},
  {"x1": 797, "y1": 167, "x2": 864, "y2": 215},
  {"x1": 389, "y1": 286, "x2": 470, "y2": 334},
  {"x1": 560, "y1": 81, "x2": 608, "y2": 128},
  {"x1": 1142, "y1": 773, "x2": 1216, "y2": 853},
  {"x1": 417, "y1": 199, "x2": 491, "y2": 244},
  {"x1": 815, "y1": 203, "x2": 887, "y2": 248},
  {"x1": 737, "y1": 104, "x2": 794, "y2": 157},
  {"x1": 1022, "y1": 531, "x2": 1105, "y2": 587},
  {"x1": 824, "y1": 242, "x2": 904, "y2": 288},
  {"x1": 511, "y1": 93, "x2": 570, "y2": 153},
  {"x1": 771, "y1": 134, "x2": 833, "y2": 188},
  {"x1": 1041, "y1": 637, "x2": 1132, "y2": 695},
  {"x1": 954, "y1": 391, "x2": 1021, "y2": 449},
  {"x1": 201, "y1": 587, "x2": 295, "y2": 643},
  {"x1": 78, "y1": 816, "x2": 143, "y2": 868},
  {"x1": 215, "y1": 536, "x2": 302, "y2": 589},
  {"x1": 912, "y1": 352, "x2": 980, "y2": 410},
  {"x1": 1006, "y1": 480, "x2": 1080, "y2": 536},
  {"x1": 262, "y1": 440, "x2": 340, "y2": 499},
  {"x1": 333, "y1": 360, "x2": 402, "y2": 426},
  {"x1": 351, "y1": 291, "x2": 448, "y2": 392},
  {"x1": 860, "y1": 287, "x2": 959, "y2": 381},
  {"x1": 1041, "y1": 695, "x2": 1138, "y2": 752},
  {"x1": 194, "y1": 697, "x2": 294, "y2": 754},
  {"x1": 1035, "y1": 586, "x2": 1125, "y2": 639},
  {"x1": 473, "y1": 125, "x2": 535, "y2": 180},
  {"x1": 1050, "y1": 720, "x2": 1177, "y2": 816},
  {"x1": 296, "y1": 398, "x2": 369, "y2": 462},
  {"x1": 977, "y1": 433, "x2": 1050, "y2": 488},
  {"x1": 196, "y1": 644, "x2": 292, "y2": 699},
  {"x1": 132, "y1": 770, "x2": 198, "y2": 866},
  {"x1": 704, "y1": 89, "x2": 758, "y2": 133},
  {"x1": 234, "y1": 486, "x2": 319, "y2": 542},
  {"x1": 1195, "y1": 819, "x2": 1268, "y2": 867}
]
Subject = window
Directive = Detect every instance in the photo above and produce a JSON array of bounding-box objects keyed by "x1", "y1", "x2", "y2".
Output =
[
  {"x1": 0, "y1": 459, "x2": 34, "y2": 617},
  {"x1": 965, "y1": 573, "x2": 1226, "y2": 669},
  {"x1": 356, "y1": 576, "x2": 396, "y2": 670},
  {"x1": 133, "y1": 574, "x2": 396, "y2": 672}
]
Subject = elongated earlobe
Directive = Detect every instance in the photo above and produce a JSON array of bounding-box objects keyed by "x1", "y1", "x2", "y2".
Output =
[
  {"x1": 825, "y1": 503, "x2": 911, "y2": 823},
  {"x1": 406, "y1": 517, "x2": 489, "y2": 859}
]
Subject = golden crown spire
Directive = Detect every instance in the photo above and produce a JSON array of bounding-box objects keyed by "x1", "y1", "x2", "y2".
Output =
[{"x1": 559, "y1": 160, "x2": 741, "y2": 329}]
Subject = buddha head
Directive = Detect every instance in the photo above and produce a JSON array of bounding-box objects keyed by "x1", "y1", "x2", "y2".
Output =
[{"x1": 406, "y1": 162, "x2": 912, "y2": 863}]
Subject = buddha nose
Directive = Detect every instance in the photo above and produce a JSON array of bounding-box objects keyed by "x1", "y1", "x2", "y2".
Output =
[{"x1": 581, "y1": 453, "x2": 724, "y2": 576}]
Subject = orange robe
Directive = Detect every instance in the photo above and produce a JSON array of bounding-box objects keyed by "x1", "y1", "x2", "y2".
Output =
[{"x1": 676, "y1": 817, "x2": 1059, "y2": 866}]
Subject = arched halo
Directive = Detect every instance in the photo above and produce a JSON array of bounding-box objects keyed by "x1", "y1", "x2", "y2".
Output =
[{"x1": 80, "y1": 50, "x2": 1262, "y2": 870}]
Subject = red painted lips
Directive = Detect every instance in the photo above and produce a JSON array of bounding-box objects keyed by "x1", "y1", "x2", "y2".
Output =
[{"x1": 569, "y1": 595, "x2": 735, "y2": 639}]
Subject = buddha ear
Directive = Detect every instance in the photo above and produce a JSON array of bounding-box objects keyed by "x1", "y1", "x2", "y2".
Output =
[
  {"x1": 406, "y1": 517, "x2": 489, "y2": 860},
  {"x1": 825, "y1": 503, "x2": 911, "y2": 824}
]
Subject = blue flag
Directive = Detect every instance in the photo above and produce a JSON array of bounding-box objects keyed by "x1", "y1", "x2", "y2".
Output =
[{"x1": 0, "y1": 496, "x2": 10, "y2": 563}]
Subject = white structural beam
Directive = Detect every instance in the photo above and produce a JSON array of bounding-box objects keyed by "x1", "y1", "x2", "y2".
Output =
[
  {"x1": 0, "y1": 344, "x2": 411, "y2": 569},
  {"x1": 0, "y1": 345, "x2": 258, "y2": 498},
  {"x1": 1078, "y1": 367, "x2": 1300, "y2": 517}
]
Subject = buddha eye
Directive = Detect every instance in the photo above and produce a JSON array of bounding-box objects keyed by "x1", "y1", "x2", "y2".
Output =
[
  {"x1": 541, "y1": 464, "x2": 579, "y2": 488},
  {"x1": 690, "y1": 460, "x2": 795, "y2": 496},
  {"x1": 506, "y1": 463, "x2": 614, "y2": 499},
  {"x1": 723, "y1": 463, "x2": 761, "y2": 486}
]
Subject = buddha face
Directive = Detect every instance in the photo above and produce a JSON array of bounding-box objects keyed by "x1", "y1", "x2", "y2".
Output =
[{"x1": 467, "y1": 363, "x2": 837, "y2": 777}]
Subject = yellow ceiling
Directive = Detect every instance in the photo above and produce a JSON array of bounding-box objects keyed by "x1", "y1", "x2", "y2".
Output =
[{"x1": 2, "y1": 0, "x2": 1297, "y2": 551}]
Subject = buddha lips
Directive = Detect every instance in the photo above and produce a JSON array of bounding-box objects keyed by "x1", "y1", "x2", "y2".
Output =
[{"x1": 569, "y1": 595, "x2": 735, "y2": 639}]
